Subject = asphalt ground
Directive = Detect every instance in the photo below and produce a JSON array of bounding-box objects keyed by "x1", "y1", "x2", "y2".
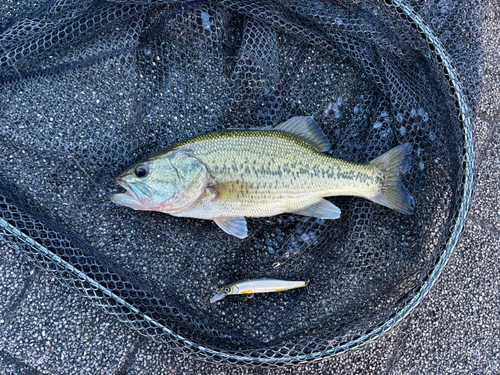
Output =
[{"x1": 1, "y1": 4, "x2": 499, "y2": 375}]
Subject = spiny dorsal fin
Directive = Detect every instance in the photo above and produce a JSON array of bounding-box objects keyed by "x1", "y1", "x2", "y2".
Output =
[{"x1": 274, "y1": 116, "x2": 331, "y2": 152}]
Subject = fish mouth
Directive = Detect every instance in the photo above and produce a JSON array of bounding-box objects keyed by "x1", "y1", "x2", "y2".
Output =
[
  {"x1": 110, "y1": 178, "x2": 149, "y2": 210},
  {"x1": 116, "y1": 178, "x2": 139, "y2": 200}
]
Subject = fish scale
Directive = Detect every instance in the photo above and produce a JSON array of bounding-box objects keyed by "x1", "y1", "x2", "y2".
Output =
[{"x1": 180, "y1": 131, "x2": 377, "y2": 218}]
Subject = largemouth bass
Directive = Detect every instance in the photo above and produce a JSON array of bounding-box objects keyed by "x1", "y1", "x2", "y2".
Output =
[
  {"x1": 111, "y1": 116, "x2": 414, "y2": 238},
  {"x1": 210, "y1": 278, "x2": 306, "y2": 303}
]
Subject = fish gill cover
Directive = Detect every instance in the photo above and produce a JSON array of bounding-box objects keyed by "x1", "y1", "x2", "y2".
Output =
[{"x1": 0, "y1": 0, "x2": 475, "y2": 366}]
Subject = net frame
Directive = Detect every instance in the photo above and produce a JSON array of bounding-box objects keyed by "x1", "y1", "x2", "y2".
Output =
[{"x1": 0, "y1": 0, "x2": 474, "y2": 366}]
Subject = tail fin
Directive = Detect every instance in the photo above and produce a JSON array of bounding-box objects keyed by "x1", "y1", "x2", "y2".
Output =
[{"x1": 369, "y1": 143, "x2": 414, "y2": 214}]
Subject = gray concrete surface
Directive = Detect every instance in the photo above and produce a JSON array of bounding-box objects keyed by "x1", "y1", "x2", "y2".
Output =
[{"x1": 1, "y1": 5, "x2": 499, "y2": 375}]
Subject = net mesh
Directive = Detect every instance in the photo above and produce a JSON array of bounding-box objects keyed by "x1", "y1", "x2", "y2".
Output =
[{"x1": 0, "y1": 0, "x2": 475, "y2": 366}]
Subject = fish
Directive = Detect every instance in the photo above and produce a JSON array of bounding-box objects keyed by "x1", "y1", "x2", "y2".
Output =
[
  {"x1": 110, "y1": 116, "x2": 414, "y2": 238},
  {"x1": 210, "y1": 278, "x2": 306, "y2": 303}
]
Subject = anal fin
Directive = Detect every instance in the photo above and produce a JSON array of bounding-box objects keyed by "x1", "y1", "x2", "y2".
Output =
[
  {"x1": 290, "y1": 199, "x2": 341, "y2": 219},
  {"x1": 213, "y1": 217, "x2": 248, "y2": 239}
]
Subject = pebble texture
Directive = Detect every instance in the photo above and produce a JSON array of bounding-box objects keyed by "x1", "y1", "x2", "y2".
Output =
[{"x1": 0, "y1": 2, "x2": 499, "y2": 374}]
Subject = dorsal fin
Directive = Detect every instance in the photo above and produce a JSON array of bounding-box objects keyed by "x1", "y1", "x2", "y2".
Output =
[{"x1": 274, "y1": 116, "x2": 331, "y2": 152}]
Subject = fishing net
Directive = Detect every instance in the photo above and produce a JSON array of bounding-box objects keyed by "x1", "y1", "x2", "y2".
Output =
[{"x1": 0, "y1": 0, "x2": 475, "y2": 366}]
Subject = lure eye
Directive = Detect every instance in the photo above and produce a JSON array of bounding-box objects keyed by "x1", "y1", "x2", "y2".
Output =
[
  {"x1": 224, "y1": 287, "x2": 231, "y2": 294},
  {"x1": 134, "y1": 165, "x2": 148, "y2": 178}
]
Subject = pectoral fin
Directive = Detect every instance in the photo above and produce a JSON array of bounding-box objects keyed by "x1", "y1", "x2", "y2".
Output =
[
  {"x1": 213, "y1": 217, "x2": 248, "y2": 239},
  {"x1": 212, "y1": 181, "x2": 250, "y2": 198},
  {"x1": 290, "y1": 199, "x2": 341, "y2": 219}
]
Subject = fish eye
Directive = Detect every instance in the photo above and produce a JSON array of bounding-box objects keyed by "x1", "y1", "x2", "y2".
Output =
[
  {"x1": 134, "y1": 165, "x2": 148, "y2": 178},
  {"x1": 224, "y1": 287, "x2": 231, "y2": 293}
]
